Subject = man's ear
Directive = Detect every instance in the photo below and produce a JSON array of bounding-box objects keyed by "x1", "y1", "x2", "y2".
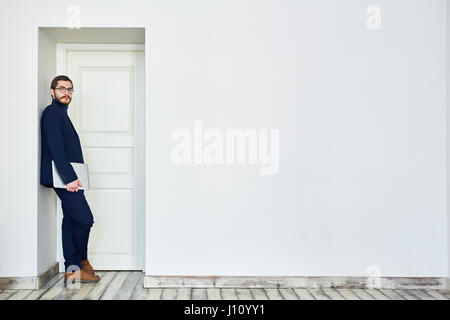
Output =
[{"x1": 50, "y1": 88, "x2": 55, "y2": 98}]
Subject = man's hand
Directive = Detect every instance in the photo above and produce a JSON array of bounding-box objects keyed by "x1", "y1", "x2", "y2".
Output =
[{"x1": 66, "y1": 179, "x2": 83, "y2": 192}]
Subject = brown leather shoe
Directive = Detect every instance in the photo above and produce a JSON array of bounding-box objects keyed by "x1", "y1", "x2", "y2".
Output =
[
  {"x1": 80, "y1": 259, "x2": 95, "y2": 275},
  {"x1": 64, "y1": 269, "x2": 100, "y2": 284}
]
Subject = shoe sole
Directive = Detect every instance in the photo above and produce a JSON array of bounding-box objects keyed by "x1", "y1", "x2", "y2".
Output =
[{"x1": 64, "y1": 279, "x2": 100, "y2": 284}]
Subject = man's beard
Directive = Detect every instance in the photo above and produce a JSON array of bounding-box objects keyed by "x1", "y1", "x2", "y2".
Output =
[{"x1": 57, "y1": 96, "x2": 71, "y2": 105}]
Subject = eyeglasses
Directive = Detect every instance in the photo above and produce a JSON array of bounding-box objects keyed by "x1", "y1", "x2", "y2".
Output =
[{"x1": 55, "y1": 86, "x2": 74, "y2": 94}]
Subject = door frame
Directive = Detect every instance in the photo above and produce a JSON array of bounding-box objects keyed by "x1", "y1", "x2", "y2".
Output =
[{"x1": 55, "y1": 43, "x2": 147, "y2": 272}]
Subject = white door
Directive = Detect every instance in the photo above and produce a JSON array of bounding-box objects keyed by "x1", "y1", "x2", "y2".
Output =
[{"x1": 56, "y1": 46, "x2": 145, "y2": 271}]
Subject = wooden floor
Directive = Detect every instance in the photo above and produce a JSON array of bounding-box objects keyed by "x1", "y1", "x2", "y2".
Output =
[{"x1": 1, "y1": 271, "x2": 450, "y2": 300}]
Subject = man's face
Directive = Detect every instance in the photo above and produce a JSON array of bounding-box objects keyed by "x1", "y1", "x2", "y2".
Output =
[{"x1": 50, "y1": 80, "x2": 73, "y2": 105}]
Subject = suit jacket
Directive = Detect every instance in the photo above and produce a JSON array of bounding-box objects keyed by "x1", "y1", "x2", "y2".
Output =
[{"x1": 40, "y1": 98, "x2": 84, "y2": 187}]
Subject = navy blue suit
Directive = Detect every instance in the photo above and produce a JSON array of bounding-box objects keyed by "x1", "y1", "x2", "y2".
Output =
[
  {"x1": 40, "y1": 98, "x2": 94, "y2": 272},
  {"x1": 40, "y1": 98, "x2": 83, "y2": 187}
]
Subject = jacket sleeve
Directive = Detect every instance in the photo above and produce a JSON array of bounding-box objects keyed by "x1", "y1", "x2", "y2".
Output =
[{"x1": 43, "y1": 109, "x2": 78, "y2": 185}]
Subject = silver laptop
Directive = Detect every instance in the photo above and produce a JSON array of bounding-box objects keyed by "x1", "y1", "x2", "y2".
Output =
[{"x1": 52, "y1": 160, "x2": 90, "y2": 190}]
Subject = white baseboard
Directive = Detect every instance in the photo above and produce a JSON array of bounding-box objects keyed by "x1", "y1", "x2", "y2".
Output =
[
  {"x1": 143, "y1": 275, "x2": 446, "y2": 290},
  {"x1": 0, "y1": 262, "x2": 59, "y2": 290}
]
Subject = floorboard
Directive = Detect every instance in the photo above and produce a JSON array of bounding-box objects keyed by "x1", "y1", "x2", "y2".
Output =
[{"x1": 4, "y1": 271, "x2": 447, "y2": 300}]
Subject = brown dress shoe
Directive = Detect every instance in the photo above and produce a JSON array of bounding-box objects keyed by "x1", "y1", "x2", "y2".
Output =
[
  {"x1": 80, "y1": 259, "x2": 95, "y2": 275},
  {"x1": 64, "y1": 269, "x2": 100, "y2": 284}
]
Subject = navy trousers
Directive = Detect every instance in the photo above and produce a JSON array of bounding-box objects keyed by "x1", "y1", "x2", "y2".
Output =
[{"x1": 53, "y1": 188, "x2": 94, "y2": 272}]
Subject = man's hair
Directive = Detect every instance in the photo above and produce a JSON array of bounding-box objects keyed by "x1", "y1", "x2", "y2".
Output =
[{"x1": 51, "y1": 75, "x2": 73, "y2": 89}]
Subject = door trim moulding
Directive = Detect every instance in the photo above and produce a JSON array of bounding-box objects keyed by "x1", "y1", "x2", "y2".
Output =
[{"x1": 56, "y1": 43, "x2": 145, "y2": 78}]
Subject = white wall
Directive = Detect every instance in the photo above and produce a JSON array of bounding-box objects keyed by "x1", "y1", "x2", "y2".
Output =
[
  {"x1": 147, "y1": 0, "x2": 447, "y2": 277},
  {"x1": 0, "y1": 0, "x2": 40, "y2": 277},
  {"x1": 37, "y1": 29, "x2": 58, "y2": 274},
  {"x1": 0, "y1": 0, "x2": 447, "y2": 278},
  {"x1": 447, "y1": 0, "x2": 450, "y2": 280}
]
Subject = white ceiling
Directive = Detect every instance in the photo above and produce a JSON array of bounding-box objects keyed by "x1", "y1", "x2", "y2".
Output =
[{"x1": 40, "y1": 27, "x2": 145, "y2": 44}]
